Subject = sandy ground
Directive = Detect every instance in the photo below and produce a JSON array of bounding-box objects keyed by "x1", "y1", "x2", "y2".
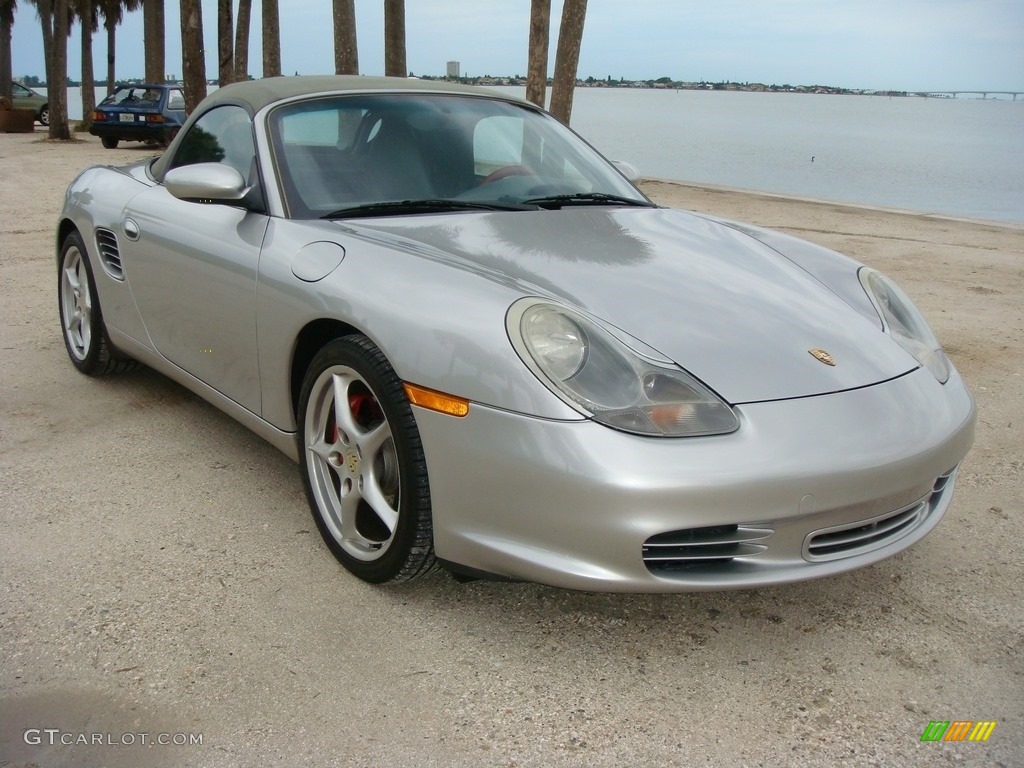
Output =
[{"x1": 1, "y1": 128, "x2": 1021, "y2": 768}]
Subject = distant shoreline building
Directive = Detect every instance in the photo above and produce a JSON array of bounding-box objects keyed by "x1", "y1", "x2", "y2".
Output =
[{"x1": 446, "y1": 61, "x2": 460, "y2": 79}]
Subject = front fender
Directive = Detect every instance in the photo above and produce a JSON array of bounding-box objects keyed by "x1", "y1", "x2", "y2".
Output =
[{"x1": 254, "y1": 218, "x2": 582, "y2": 431}]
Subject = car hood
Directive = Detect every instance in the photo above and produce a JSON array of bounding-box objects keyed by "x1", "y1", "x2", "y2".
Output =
[{"x1": 344, "y1": 208, "x2": 916, "y2": 404}]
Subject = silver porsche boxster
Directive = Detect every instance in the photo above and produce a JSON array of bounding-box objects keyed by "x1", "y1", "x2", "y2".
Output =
[{"x1": 57, "y1": 76, "x2": 975, "y2": 591}]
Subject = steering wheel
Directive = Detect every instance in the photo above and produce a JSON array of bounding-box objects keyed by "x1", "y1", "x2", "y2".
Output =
[{"x1": 480, "y1": 165, "x2": 535, "y2": 185}]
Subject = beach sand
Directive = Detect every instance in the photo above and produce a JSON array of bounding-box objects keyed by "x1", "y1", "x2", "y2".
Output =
[{"x1": 1, "y1": 129, "x2": 1021, "y2": 767}]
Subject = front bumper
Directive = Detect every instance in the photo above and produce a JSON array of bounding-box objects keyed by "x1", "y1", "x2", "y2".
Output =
[{"x1": 415, "y1": 367, "x2": 975, "y2": 592}]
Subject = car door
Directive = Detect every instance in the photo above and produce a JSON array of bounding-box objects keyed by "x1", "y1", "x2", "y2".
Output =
[
  {"x1": 11, "y1": 82, "x2": 39, "y2": 111},
  {"x1": 121, "y1": 105, "x2": 268, "y2": 414}
]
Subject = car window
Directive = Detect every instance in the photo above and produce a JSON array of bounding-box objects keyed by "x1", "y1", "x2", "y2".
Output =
[
  {"x1": 268, "y1": 93, "x2": 645, "y2": 218},
  {"x1": 13, "y1": 83, "x2": 31, "y2": 98},
  {"x1": 100, "y1": 87, "x2": 158, "y2": 106},
  {"x1": 170, "y1": 105, "x2": 256, "y2": 181},
  {"x1": 167, "y1": 90, "x2": 185, "y2": 110}
]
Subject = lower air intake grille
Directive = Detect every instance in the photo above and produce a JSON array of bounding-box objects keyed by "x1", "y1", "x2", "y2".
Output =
[
  {"x1": 804, "y1": 469, "x2": 954, "y2": 562},
  {"x1": 95, "y1": 228, "x2": 123, "y2": 280},
  {"x1": 805, "y1": 502, "x2": 924, "y2": 560},
  {"x1": 643, "y1": 524, "x2": 772, "y2": 573}
]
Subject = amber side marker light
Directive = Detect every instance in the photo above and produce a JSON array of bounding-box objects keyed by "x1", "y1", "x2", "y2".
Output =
[{"x1": 404, "y1": 383, "x2": 470, "y2": 417}]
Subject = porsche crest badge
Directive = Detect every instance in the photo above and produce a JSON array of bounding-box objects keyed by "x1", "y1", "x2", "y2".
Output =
[{"x1": 809, "y1": 348, "x2": 836, "y2": 366}]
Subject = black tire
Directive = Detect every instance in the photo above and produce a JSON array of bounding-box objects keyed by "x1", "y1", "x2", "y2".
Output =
[
  {"x1": 101, "y1": 136, "x2": 119, "y2": 149},
  {"x1": 298, "y1": 335, "x2": 435, "y2": 583},
  {"x1": 57, "y1": 231, "x2": 137, "y2": 376},
  {"x1": 39, "y1": 105, "x2": 49, "y2": 126}
]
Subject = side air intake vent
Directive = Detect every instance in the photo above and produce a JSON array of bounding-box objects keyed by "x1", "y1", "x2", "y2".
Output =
[
  {"x1": 95, "y1": 228, "x2": 123, "y2": 280},
  {"x1": 802, "y1": 470, "x2": 956, "y2": 563}
]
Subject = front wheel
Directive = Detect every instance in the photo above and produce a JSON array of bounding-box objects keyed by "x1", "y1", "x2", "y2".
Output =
[
  {"x1": 100, "y1": 136, "x2": 118, "y2": 149},
  {"x1": 39, "y1": 105, "x2": 49, "y2": 126},
  {"x1": 58, "y1": 231, "x2": 136, "y2": 375},
  {"x1": 298, "y1": 336, "x2": 435, "y2": 583}
]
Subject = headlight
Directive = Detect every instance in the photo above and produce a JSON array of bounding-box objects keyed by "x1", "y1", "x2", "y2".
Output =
[
  {"x1": 859, "y1": 267, "x2": 949, "y2": 383},
  {"x1": 508, "y1": 299, "x2": 739, "y2": 437}
]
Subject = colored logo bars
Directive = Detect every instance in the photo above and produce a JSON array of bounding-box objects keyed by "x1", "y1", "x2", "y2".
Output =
[{"x1": 920, "y1": 721, "x2": 997, "y2": 742}]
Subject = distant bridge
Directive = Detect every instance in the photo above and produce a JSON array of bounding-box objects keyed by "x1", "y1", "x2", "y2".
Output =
[{"x1": 915, "y1": 91, "x2": 1023, "y2": 101}]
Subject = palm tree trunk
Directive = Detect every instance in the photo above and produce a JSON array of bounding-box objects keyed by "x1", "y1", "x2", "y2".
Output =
[
  {"x1": 0, "y1": 0, "x2": 14, "y2": 102},
  {"x1": 217, "y1": 0, "x2": 233, "y2": 85},
  {"x1": 179, "y1": 0, "x2": 206, "y2": 111},
  {"x1": 233, "y1": 0, "x2": 251, "y2": 80},
  {"x1": 525, "y1": 0, "x2": 549, "y2": 108},
  {"x1": 38, "y1": 0, "x2": 54, "y2": 85},
  {"x1": 49, "y1": 0, "x2": 71, "y2": 138},
  {"x1": 383, "y1": 0, "x2": 404, "y2": 77},
  {"x1": 261, "y1": 0, "x2": 280, "y2": 77},
  {"x1": 549, "y1": 0, "x2": 587, "y2": 124},
  {"x1": 34, "y1": 0, "x2": 69, "y2": 136},
  {"x1": 143, "y1": 0, "x2": 164, "y2": 83},
  {"x1": 104, "y1": 14, "x2": 114, "y2": 93},
  {"x1": 80, "y1": 0, "x2": 95, "y2": 128},
  {"x1": 332, "y1": 0, "x2": 357, "y2": 75}
]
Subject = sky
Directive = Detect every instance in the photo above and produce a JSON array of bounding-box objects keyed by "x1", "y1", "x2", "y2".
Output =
[{"x1": 10, "y1": 0, "x2": 1024, "y2": 92}]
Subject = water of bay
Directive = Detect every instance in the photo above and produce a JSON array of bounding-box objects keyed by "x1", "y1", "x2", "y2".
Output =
[
  {"x1": 64, "y1": 85, "x2": 1024, "y2": 224},
  {"x1": 501, "y1": 87, "x2": 1024, "y2": 225}
]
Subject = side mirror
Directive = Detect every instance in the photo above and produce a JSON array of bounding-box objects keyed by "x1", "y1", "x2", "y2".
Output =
[
  {"x1": 165, "y1": 163, "x2": 249, "y2": 203},
  {"x1": 612, "y1": 160, "x2": 641, "y2": 183}
]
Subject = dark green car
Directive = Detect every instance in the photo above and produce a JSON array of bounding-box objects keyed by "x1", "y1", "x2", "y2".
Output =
[{"x1": 11, "y1": 81, "x2": 48, "y2": 125}]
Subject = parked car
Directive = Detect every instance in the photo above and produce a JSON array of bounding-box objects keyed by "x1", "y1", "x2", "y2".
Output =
[
  {"x1": 11, "y1": 80, "x2": 48, "y2": 125},
  {"x1": 89, "y1": 83, "x2": 186, "y2": 148},
  {"x1": 56, "y1": 76, "x2": 975, "y2": 591}
]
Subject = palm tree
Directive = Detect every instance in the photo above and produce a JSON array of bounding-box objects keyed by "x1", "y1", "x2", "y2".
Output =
[
  {"x1": 262, "y1": 0, "x2": 280, "y2": 77},
  {"x1": 383, "y1": 0, "x2": 404, "y2": 77},
  {"x1": 31, "y1": 0, "x2": 71, "y2": 138},
  {"x1": 0, "y1": 0, "x2": 16, "y2": 101},
  {"x1": 217, "y1": 0, "x2": 232, "y2": 85},
  {"x1": 142, "y1": 0, "x2": 163, "y2": 83},
  {"x1": 332, "y1": 0, "x2": 357, "y2": 75},
  {"x1": 179, "y1": 0, "x2": 205, "y2": 110},
  {"x1": 73, "y1": 0, "x2": 98, "y2": 127},
  {"x1": 50, "y1": 0, "x2": 70, "y2": 139},
  {"x1": 525, "y1": 0, "x2": 549, "y2": 108},
  {"x1": 549, "y1": 0, "x2": 587, "y2": 124},
  {"x1": 233, "y1": 0, "x2": 251, "y2": 80},
  {"x1": 99, "y1": 0, "x2": 140, "y2": 95}
]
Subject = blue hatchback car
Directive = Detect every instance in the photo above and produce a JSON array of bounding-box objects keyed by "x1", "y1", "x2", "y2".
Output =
[{"x1": 89, "y1": 84, "x2": 186, "y2": 148}]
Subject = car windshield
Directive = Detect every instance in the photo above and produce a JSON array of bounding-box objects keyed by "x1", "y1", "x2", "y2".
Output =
[
  {"x1": 100, "y1": 87, "x2": 162, "y2": 106},
  {"x1": 267, "y1": 93, "x2": 650, "y2": 219}
]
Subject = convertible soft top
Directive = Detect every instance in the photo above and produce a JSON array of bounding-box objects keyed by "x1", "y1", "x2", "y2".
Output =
[{"x1": 202, "y1": 75, "x2": 518, "y2": 115}]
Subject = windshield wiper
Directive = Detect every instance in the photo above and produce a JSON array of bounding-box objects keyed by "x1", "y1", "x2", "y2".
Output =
[
  {"x1": 322, "y1": 199, "x2": 528, "y2": 219},
  {"x1": 520, "y1": 192, "x2": 658, "y2": 210}
]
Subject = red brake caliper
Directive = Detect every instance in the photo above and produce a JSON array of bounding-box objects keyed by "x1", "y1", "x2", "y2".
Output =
[
  {"x1": 349, "y1": 392, "x2": 372, "y2": 432},
  {"x1": 333, "y1": 391, "x2": 381, "y2": 444}
]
